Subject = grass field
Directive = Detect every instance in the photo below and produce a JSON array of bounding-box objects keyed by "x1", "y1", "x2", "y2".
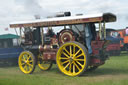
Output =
[{"x1": 0, "y1": 53, "x2": 128, "y2": 85}]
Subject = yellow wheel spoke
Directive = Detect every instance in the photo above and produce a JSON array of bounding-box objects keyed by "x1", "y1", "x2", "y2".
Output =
[
  {"x1": 75, "y1": 53, "x2": 84, "y2": 58},
  {"x1": 70, "y1": 45, "x2": 72, "y2": 56},
  {"x1": 24, "y1": 65, "x2": 27, "y2": 70},
  {"x1": 27, "y1": 66, "x2": 30, "y2": 71},
  {"x1": 61, "y1": 60, "x2": 69, "y2": 65},
  {"x1": 21, "y1": 58, "x2": 26, "y2": 62},
  {"x1": 29, "y1": 65, "x2": 33, "y2": 69},
  {"x1": 21, "y1": 62, "x2": 25, "y2": 66},
  {"x1": 28, "y1": 63, "x2": 32, "y2": 66},
  {"x1": 29, "y1": 60, "x2": 33, "y2": 63},
  {"x1": 73, "y1": 64, "x2": 75, "y2": 74},
  {"x1": 62, "y1": 52, "x2": 70, "y2": 58},
  {"x1": 63, "y1": 63, "x2": 70, "y2": 70},
  {"x1": 27, "y1": 65, "x2": 31, "y2": 71},
  {"x1": 76, "y1": 61, "x2": 83, "y2": 68},
  {"x1": 28, "y1": 63, "x2": 33, "y2": 68},
  {"x1": 27, "y1": 56, "x2": 31, "y2": 61},
  {"x1": 23, "y1": 55, "x2": 26, "y2": 61},
  {"x1": 74, "y1": 49, "x2": 81, "y2": 56},
  {"x1": 63, "y1": 47, "x2": 70, "y2": 55},
  {"x1": 75, "y1": 59, "x2": 85, "y2": 61},
  {"x1": 69, "y1": 63, "x2": 72, "y2": 73},
  {"x1": 26, "y1": 66, "x2": 29, "y2": 71},
  {"x1": 73, "y1": 45, "x2": 75, "y2": 54},
  {"x1": 73, "y1": 62, "x2": 80, "y2": 71},
  {"x1": 41, "y1": 61, "x2": 46, "y2": 64},
  {"x1": 59, "y1": 57, "x2": 68, "y2": 60}
]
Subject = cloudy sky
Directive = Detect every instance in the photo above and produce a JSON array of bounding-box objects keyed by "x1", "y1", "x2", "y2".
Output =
[{"x1": 0, "y1": 0, "x2": 128, "y2": 34}]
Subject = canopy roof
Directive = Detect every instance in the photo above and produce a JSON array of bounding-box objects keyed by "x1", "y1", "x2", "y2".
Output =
[
  {"x1": 10, "y1": 13, "x2": 116, "y2": 28},
  {"x1": 0, "y1": 34, "x2": 20, "y2": 39}
]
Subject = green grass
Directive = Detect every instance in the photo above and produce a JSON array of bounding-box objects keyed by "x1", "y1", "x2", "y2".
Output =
[{"x1": 0, "y1": 53, "x2": 128, "y2": 85}]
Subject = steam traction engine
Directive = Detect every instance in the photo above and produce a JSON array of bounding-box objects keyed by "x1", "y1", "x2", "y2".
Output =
[{"x1": 10, "y1": 12, "x2": 116, "y2": 76}]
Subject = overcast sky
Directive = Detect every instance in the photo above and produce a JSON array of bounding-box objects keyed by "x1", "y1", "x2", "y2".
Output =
[{"x1": 0, "y1": 0, "x2": 128, "y2": 35}]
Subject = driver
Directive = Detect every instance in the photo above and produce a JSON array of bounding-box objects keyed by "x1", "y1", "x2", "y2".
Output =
[
  {"x1": 84, "y1": 23, "x2": 93, "y2": 54},
  {"x1": 47, "y1": 27, "x2": 55, "y2": 37}
]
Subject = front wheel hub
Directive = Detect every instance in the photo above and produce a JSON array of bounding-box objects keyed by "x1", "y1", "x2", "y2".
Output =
[{"x1": 69, "y1": 57, "x2": 73, "y2": 62}]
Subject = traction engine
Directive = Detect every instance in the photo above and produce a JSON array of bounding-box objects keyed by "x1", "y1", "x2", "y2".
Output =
[{"x1": 10, "y1": 12, "x2": 116, "y2": 76}]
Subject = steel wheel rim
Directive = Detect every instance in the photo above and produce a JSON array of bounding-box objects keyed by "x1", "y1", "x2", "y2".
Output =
[
  {"x1": 19, "y1": 52, "x2": 34, "y2": 74},
  {"x1": 56, "y1": 43, "x2": 87, "y2": 76},
  {"x1": 38, "y1": 54, "x2": 52, "y2": 70}
]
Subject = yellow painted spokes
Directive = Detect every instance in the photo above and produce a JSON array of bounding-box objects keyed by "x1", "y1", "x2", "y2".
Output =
[
  {"x1": 61, "y1": 60, "x2": 69, "y2": 65},
  {"x1": 20, "y1": 53, "x2": 33, "y2": 72},
  {"x1": 56, "y1": 42, "x2": 87, "y2": 76},
  {"x1": 23, "y1": 57, "x2": 33, "y2": 70},
  {"x1": 60, "y1": 45, "x2": 85, "y2": 73},
  {"x1": 62, "y1": 45, "x2": 81, "y2": 58},
  {"x1": 18, "y1": 51, "x2": 36, "y2": 74},
  {"x1": 38, "y1": 54, "x2": 53, "y2": 71}
]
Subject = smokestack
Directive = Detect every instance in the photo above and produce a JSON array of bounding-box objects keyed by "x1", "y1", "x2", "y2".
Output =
[
  {"x1": 55, "y1": 12, "x2": 71, "y2": 17},
  {"x1": 76, "y1": 14, "x2": 83, "y2": 16},
  {"x1": 34, "y1": 15, "x2": 41, "y2": 19}
]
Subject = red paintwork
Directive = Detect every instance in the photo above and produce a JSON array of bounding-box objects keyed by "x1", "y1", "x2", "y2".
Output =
[
  {"x1": 90, "y1": 58, "x2": 105, "y2": 66},
  {"x1": 59, "y1": 29, "x2": 75, "y2": 44},
  {"x1": 90, "y1": 58, "x2": 101, "y2": 65},
  {"x1": 91, "y1": 40, "x2": 108, "y2": 66},
  {"x1": 106, "y1": 43, "x2": 120, "y2": 51},
  {"x1": 43, "y1": 51, "x2": 56, "y2": 60},
  {"x1": 91, "y1": 40, "x2": 105, "y2": 55},
  {"x1": 39, "y1": 45, "x2": 58, "y2": 60},
  {"x1": 42, "y1": 30, "x2": 108, "y2": 66}
]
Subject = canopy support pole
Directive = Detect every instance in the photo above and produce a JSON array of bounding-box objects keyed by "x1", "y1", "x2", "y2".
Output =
[
  {"x1": 99, "y1": 22, "x2": 102, "y2": 39},
  {"x1": 103, "y1": 21, "x2": 106, "y2": 39}
]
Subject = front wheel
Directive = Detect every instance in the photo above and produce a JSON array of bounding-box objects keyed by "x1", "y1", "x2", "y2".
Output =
[
  {"x1": 56, "y1": 41, "x2": 89, "y2": 76},
  {"x1": 18, "y1": 51, "x2": 36, "y2": 74}
]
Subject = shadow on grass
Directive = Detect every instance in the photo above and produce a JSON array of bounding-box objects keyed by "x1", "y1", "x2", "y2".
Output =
[
  {"x1": 0, "y1": 63, "x2": 18, "y2": 68},
  {"x1": 120, "y1": 51, "x2": 128, "y2": 55},
  {"x1": 34, "y1": 65, "x2": 128, "y2": 77},
  {"x1": 33, "y1": 65, "x2": 63, "y2": 75},
  {"x1": 0, "y1": 58, "x2": 18, "y2": 68},
  {"x1": 110, "y1": 52, "x2": 128, "y2": 57},
  {"x1": 82, "y1": 67, "x2": 128, "y2": 77}
]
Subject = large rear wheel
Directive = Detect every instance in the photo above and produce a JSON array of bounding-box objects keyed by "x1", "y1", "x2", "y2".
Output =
[
  {"x1": 56, "y1": 41, "x2": 88, "y2": 76},
  {"x1": 18, "y1": 51, "x2": 36, "y2": 74}
]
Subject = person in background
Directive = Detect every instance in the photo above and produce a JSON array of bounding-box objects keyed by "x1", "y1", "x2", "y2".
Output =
[
  {"x1": 47, "y1": 27, "x2": 55, "y2": 37},
  {"x1": 125, "y1": 27, "x2": 128, "y2": 36},
  {"x1": 84, "y1": 23, "x2": 93, "y2": 54}
]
